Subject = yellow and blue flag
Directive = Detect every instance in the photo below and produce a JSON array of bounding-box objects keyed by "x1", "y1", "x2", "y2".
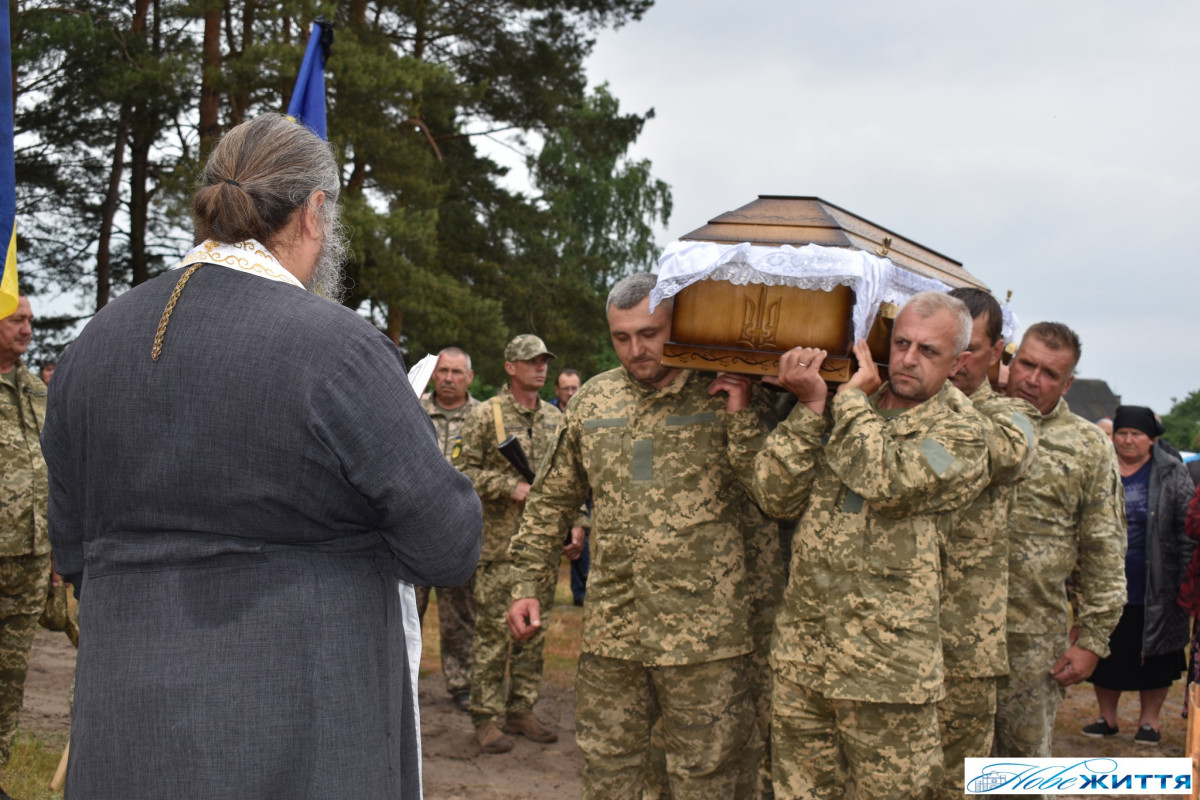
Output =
[
  {"x1": 286, "y1": 19, "x2": 333, "y2": 141},
  {"x1": 0, "y1": 0, "x2": 18, "y2": 318}
]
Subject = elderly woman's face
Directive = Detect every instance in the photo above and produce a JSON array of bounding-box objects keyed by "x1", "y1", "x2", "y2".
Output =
[{"x1": 1113, "y1": 427, "x2": 1153, "y2": 465}]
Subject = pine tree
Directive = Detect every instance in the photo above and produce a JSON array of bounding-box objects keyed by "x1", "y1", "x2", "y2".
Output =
[{"x1": 14, "y1": 0, "x2": 671, "y2": 387}]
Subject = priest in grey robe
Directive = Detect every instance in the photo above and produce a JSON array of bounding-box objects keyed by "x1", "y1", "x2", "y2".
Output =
[{"x1": 40, "y1": 113, "x2": 482, "y2": 799}]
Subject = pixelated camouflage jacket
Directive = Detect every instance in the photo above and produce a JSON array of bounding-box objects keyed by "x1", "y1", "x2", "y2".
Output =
[
  {"x1": 734, "y1": 381, "x2": 990, "y2": 704},
  {"x1": 458, "y1": 384, "x2": 561, "y2": 561},
  {"x1": 1005, "y1": 397, "x2": 1126, "y2": 658},
  {"x1": 941, "y1": 381, "x2": 1040, "y2": 678},
  {"x1": 509, "y1": 368, "x2": 772, "y2": 666},
  {"x1": 421, "y1": 392, "x2": 479, "y2": 465},
  {"x1": 0, "y1": 362, "x2": 50, "y2": 556}
]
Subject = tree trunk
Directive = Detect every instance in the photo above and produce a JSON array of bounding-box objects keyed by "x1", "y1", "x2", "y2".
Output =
[
  {"x1": 224, "y1": 0, "x2": 254, "y2": 126},
  {"x1": 128, "y1": 128, "x2": 152, "y2": 286},
  {"x1": 95, "y1": 117, "x2": 128, "y2": 311},
  {"x1": 95, "y1": 0, "x2": 153, "y2": 308},
  {"x1": 386, "y1": 303, "x2": 403, "y2": 345},
  {"x1": 127, "y1": 0, "x2": 157, "y2": 287},
  {"x1": 199, "y1": 0, "x2": 222, "y2": 158},
  {"x1": 132, "y1": 0, "x2": 150, "y2": 29}
]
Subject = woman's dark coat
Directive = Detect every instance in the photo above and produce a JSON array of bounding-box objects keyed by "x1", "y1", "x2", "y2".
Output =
[{"x1": 1141, "y1": 445, "x2": 1195, "y2": 656}]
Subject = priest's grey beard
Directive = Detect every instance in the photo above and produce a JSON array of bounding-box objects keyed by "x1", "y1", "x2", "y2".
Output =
[{"x1": 307, "y1": 204, "x2": 349, "y2": 304}]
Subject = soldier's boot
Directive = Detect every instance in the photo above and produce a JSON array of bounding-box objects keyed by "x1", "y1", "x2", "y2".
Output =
[
  {"x1": 475, "y1": 721, "x2": 514, "y2": 754},
  {"x1": 503, "y1": 712, "x2": 558, "y2": 743}
]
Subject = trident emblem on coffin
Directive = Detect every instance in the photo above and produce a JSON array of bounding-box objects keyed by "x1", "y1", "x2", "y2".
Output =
[{"x1": 737, "y1": 285, "x2": 781, "y2": 349}]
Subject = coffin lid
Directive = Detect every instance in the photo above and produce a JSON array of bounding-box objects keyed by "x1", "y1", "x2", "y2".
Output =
[{"x1": 679, "y1": 195, "x2": 987, "y2": 291}]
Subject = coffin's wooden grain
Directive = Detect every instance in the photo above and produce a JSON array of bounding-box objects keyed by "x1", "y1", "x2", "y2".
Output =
[{"x1": 661, "y1": 196, "x2": 985, "y2": 379}]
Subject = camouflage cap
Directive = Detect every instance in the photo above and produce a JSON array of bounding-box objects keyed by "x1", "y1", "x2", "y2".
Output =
[{"x1": 505, "y1": 334, "x2": 555, "y2": 362}]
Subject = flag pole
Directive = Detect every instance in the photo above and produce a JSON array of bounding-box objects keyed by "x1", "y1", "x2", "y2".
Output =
[{"x1": 0, "y1": 0, "x2": 20, "y2": 318}]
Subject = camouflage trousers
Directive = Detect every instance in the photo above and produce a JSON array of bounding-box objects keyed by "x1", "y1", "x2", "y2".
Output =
[
  {"x1": 771, "y1": 673, "x2": 943, "y2": 800},
  {"x1": 415, "y1": 573, "x2": 476, "y2": 697},
  {"x1": 575, "y1": 652, "x2": 755, "y2": 800},
  {"x1": 644, "y1": 563, "x2": 779, "y2": 800},
  {"x1": 746, "y1": 628, "x2": 775, "y2": 799},
  {"x1": 0, "y1": 552, "x2": 51, "y2": 767},
  {"x1": 937, "y1": 675, "x2": 997, "y2": 800},
  {"x1": 468, "y1": 560, "x2": 554, "y2": 727},
  {"x1": 745, "y1": 514, "x2": 787, "y2": 798},
  {"x1": 994, "y1": 632, "x2": 1068, "y2": 800},
  {"x1": 643, "y1": 612, "x2": 774, "y2": 800}
]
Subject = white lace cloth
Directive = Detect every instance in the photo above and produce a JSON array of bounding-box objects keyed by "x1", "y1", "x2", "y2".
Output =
[{"x1": 651, "y1": 240, "x2": 1018, "y2": 342}]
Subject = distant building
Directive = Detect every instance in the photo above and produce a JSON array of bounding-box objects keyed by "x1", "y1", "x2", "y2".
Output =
[{"x1": 1064, "y1": 379, "x2": 1121, "y2": 423}]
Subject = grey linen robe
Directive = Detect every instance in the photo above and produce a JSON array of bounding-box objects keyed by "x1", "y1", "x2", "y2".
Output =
[{"x1": 41, "y1": 265, "x2": 482, "y2": 799}]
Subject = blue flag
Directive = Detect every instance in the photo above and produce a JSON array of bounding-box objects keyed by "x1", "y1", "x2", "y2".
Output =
[
  {"x1": 286, "y1": 20, "x2": 333, "y2": 141},
  {"x1": 0, "y1": 0, "x2": 18, "y2": 318}
]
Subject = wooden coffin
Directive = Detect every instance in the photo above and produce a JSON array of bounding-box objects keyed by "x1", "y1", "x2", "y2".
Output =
[{"x1": 660, "y1": 196, "x2": 989, "y2": 380}]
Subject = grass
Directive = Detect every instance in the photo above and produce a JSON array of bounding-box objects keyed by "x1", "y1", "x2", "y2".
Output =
[
  {"x1": 2, "y1": 589, "x2": 73, "y2": 800},
  {"x1": 420, "y1": 559, "x2": 583, "y2": 690},
  {"x1": 0, "y1": 730, "x2": 67, "y2": 800}
]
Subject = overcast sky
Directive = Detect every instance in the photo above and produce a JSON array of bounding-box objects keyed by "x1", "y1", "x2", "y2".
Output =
[{"x1": 582, "y1": 0, "x2": 1199, "y2": 418}]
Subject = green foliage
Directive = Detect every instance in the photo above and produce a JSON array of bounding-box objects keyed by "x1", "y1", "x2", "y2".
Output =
[
  {"x1": 14, "y1": 0, "x2": 671, "y2": 390},
  {"x1": 327, "y1": 1, "x2": 670, "y2": 387},
  {"x1": 15, "y1": 0, "x2": 197, "y2": 305},
  {"x1": 1161, "y1": 389, "x2": 1200, "y2": 452}
]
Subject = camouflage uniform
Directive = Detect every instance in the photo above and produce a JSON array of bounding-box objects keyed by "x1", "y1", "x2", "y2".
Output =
[
  {"x1": 643, "y1": 499, "x2": 785, "y2": 800},
  {"x1": 509, "y1": 368, "x2": 772, "y2": 800},
  {"x1": 742, "y1": 494, "x2": 788, "y2": 796},
  {"x1": 416, "y1": 391, "x2": 480, "y2": 700},
  {"x1": 458, "y1": 384, "x2": 561, "y2": 728},
  {"x1": 734, "y1": 382, "x2": 990, "y2": 800},
  {"x1": 936, "y1": 382, "x2": 1039, "y2": 800},
  {"x1": 995, "y1": 398, "x2": 1126, "y2": 763},
  {"x1": 0, "y1": 363, "x2": 52, "y2": 767}
]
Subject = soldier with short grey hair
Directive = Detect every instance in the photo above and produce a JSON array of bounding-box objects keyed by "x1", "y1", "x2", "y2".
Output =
[
  {"x1": 507, "y1": 273, "x2": 775, "y2": 799},
  {"x1": 605, "y1": 272, "x2": 659, "y2": 312},
  {"x1": 417, "y1": 346, "x2": 481, "y2": 712},
  {"x1": 0, "y1": 295, "x2": 51, "y2": 797},
  {"x1": 728, "y1": 290, "x2": 991, "y2": 799}
]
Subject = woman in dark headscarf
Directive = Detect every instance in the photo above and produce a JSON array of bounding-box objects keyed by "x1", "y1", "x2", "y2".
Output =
[{"x1": 1082, "y1": 406, "x2": 1194, "y2": 746}]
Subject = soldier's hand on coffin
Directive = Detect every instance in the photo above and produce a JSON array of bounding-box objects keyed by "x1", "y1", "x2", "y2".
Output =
[
  {"x1": 769, "y1": 347, "x2": 828, "y2": 416},
  {"x1": 838, "y1": 339, "x2": 883, "y2": 398},
  {"x1": 708, "y1": 372, "x2": 753, "y2": 412},
  {"x1": 507, "y1": 598, "x2": 542, "y2": 640},
  {"x1": 512, "y1": 481, "x2": 531, "y2": 504}
]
